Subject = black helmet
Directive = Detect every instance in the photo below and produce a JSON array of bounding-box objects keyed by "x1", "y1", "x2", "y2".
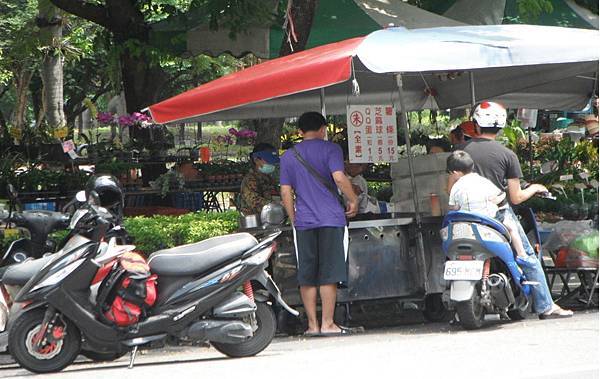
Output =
[{"x1": 85, "y1": 175, "x2": 123, "y2": 209}]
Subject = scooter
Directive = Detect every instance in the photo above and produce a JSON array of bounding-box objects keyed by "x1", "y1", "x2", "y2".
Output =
[
  {"x1": 0, "y1": 184, "x2": 70, "y2": 265},
  {"x1": 440, "y1": 210, "x2": 536, "y2": 330},
  {"x1": 7, "y1": 192, "x2": 298, "y2": 373},
  {"x1": 0, "y1": 190, "x2": 130, "y2": 353}
]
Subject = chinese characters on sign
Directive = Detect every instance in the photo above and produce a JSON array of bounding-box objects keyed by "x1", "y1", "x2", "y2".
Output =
[{"x1": 347, "y1": 105, "x2": 398, "y2": 163}]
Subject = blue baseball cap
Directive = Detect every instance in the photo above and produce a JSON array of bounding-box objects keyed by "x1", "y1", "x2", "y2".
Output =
[{"x1": 253, "y1": 150, "x2": 280, "y2": 164}]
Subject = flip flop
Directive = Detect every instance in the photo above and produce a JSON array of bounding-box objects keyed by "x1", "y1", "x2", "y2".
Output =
[
  {"x1": 303, "y1": 331, "x2": 321, "y2": 337},
  {"x1": 320, "y1": 325, "x2": 364, "y2": 337},
  {"x1": 539, "y1": 307, "x2": 574, "y2": 319}
]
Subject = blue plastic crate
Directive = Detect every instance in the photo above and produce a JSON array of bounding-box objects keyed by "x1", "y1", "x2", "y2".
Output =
[{"x1": 23, "y1": 202, "x2": 56, "y2": 211}]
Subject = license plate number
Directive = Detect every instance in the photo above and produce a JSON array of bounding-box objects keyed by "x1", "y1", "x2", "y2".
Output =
[{"x1": 444, "y1": 261, "x2": 484, "y2": 280}]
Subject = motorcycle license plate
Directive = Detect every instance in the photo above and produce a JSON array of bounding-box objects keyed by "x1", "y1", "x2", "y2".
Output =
[{"x1": 444, "y1": 261, "x2": 484, "y2": 280}]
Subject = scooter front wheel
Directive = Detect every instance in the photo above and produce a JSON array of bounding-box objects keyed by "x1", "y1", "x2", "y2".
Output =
[
  {"x1": 212, "y1": 302, "x2": 276, "y2": 358},
  {"x1": 8, "y1": 309, "x2": 81, "y2": 373},
  {"x1": 455, "y1": 290, "x2": 485, "y2": 330}
]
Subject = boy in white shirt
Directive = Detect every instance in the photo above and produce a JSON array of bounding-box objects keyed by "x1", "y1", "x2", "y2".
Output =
[{"x1": 447, "y1": 150, "x2": 528, "y2": 259}]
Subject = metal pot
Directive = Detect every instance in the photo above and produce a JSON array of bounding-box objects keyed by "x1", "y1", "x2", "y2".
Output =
[
  {"x1": 239, "y1": 214, "x2": 261, "y2": 229},
  {"x1": 260, "y1": 202, "x2": 286, "y2": 227}
]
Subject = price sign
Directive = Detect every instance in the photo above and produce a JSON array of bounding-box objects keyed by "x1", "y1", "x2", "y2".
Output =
[{"x1": 347, "y1": 105, "x2": 398, "y2": 163}]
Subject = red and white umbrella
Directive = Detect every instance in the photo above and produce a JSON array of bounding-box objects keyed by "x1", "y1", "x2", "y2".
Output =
[{"x1": 148, "y1": 25, "x2": 598, "y2": 124}]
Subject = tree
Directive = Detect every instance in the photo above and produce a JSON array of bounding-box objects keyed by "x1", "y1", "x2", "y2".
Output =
[
  {"x1": 49, "y1": 0, "x2": 274, "y2": 113},
  {"x1": 38, "y1": 0, "x2": 67, "y2": 128},
  {"x1": 254, "y1": 0, "x2": 318, "y2": 147},
  {"x1": 0, "y1": 0, "x2": 39, "y2": 130}
]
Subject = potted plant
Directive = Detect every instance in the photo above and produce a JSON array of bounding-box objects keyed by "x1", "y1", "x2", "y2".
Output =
[{"x1": 150, "y1": 170, "x2": 185, "y2": 198}]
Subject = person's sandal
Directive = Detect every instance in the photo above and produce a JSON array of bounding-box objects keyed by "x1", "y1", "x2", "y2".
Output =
[
  {"x1": 539, "y1": 306, "x2": 574, "y2": 319},
  {"x1": 320, "y1": 325, "x2": 364, "y2": 337}
]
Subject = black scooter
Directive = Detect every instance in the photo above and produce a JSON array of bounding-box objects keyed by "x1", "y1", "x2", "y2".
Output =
[
  {"x1": 1, "y1": 184, "x2": 70, "y2": 265},
  {"x1": 0, "y1": 189, "x2": 130, "y2": 353},
  {"x1": 7, "y1": 193, "x2": 298, "y2": 373}
]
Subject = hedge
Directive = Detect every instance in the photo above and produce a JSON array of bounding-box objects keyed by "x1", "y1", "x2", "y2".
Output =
[{"x1": 123, "y1": 211, "x2": 240, "y2": 255}]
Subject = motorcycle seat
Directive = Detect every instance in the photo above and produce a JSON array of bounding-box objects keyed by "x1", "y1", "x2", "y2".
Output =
[
  {"x1": 2, "y1": 255, "x2": 54, "y2": 286},
  {"x1": 444, "y1": 211, "x2": 511, "y2": 241},
  {"x1": 148, "y1": 233, "x2": 258, "y2": 276}
]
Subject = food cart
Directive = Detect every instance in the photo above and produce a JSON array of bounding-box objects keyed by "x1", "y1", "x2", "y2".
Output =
[{"x1": 147, "y1": 25, "x2": 598, "y2": 327}]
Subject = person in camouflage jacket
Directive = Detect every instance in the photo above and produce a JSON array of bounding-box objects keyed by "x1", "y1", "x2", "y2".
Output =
[{"x1": 240, "y1": 143, "x2": 279, "y2": 215}]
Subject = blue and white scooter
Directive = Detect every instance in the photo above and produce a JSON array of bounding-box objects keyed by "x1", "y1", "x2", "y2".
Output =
[{"x1": 440, "y1": 210, "x2": 537, "y2": 330}]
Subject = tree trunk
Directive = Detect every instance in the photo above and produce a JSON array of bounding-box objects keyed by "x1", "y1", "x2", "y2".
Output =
[
  {"x1": 254, "y1": 118, "x2": 286, "y2": 148},
  {"x1": 120, "y1": 49, "x2": 168, "y2": 113},
  {"x1": 29, "y1": 74, "x2": 43, "y2": 126},
  {"x1": 11, "y1": 69, "x2": 34, "y2": 130},
  {"x1": 49, "y1": 0, "x2": 166, "y2": 114},
  {"x1": 254, "y1": 0, "x2": 318, "y2": 148},
  {"x1": 38, "y1": 0, "x2": 66, "y2": 128},
  {"x1": 279, "y1": 0, "x2": 318, "y2": 56}
]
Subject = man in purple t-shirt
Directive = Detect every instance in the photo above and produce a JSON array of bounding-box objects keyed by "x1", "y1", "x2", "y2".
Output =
[{"x1": 280, "y1": 112, "x2": 358, "y2": 336}]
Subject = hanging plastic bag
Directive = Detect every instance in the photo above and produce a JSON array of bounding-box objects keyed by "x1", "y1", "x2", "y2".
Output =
[
  {"x1": 542, "y1": 220, "x2": 595, "y2": 253},
  {"x1": 569, "y1": 232, "x2": 599, "y2": 259}
]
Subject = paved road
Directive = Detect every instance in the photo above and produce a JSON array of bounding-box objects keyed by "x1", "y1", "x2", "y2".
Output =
[{"x1": 0, "y1": 310, "x2": 597, "y2": 379}]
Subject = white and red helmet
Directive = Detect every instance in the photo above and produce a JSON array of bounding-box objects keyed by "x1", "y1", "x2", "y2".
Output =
[{"x1": 472, "y1": 101, "x2": 507, "y2": 129}]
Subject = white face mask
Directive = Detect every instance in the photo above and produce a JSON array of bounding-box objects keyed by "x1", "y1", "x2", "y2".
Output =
[{"x1": 259, "y1": 164, "x2": 275, "y2": 175}]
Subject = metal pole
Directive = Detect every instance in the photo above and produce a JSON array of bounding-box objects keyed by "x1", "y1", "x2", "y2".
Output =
[
  {"x1": 320, "y1": 88, "x2": 327, "y2": 117},
  {"x1": 469, "y1": 71, "x2": 476, "y2": 108},
  {"x1": 396, "y1": 74, "x2": 429, "y2": 293},
  {"x1": 528, "y1": 126, "x2": 534, "y2": 181},
  {"x1": 321, "y1": 87, "x2": 330, "y2": 140},
  {"x1": 197, "y1": 122, "x2": 203, "y2": 144}
]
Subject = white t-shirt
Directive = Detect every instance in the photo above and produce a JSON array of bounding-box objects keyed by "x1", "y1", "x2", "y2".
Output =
[{"x1": 449, "y1": 173, "x2": 506, "y2": 218}]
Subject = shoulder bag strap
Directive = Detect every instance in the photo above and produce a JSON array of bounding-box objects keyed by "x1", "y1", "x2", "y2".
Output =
[{"x1": 291, "y1": 146, "x2": 346, "y2": 210}]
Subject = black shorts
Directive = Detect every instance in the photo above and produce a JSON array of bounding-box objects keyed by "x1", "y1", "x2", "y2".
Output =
[{"x1": 293, "y1": 226, "x2": 348, "y2": 286}]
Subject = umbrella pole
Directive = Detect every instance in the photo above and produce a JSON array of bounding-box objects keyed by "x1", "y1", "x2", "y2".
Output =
[
  {"x1": 396, "y1": 74, "x2": 429, "y2": 293},
  {"x1": 320, "y1": 88, "x2": 327, "y2": 117},
  {"x1": 528, "y1": 126, "x2": 533, "y2": 181},
  {"x1": 469, "y1": 71, "x2": 476, "y2": 107}
]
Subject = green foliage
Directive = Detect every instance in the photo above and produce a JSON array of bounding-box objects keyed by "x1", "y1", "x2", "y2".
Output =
[
  {"x1": 0, "y1": 153, "x2": 24, "y2": 196},
  {"x1": 498, "y1": 119, "x2": 526, "y2": 151},
  {"x1": 16, "y1": 168, "x2": 89, "y2": 193},
  {"x1": 0, "y1": 232, "x2": 20, "y2": 252},
  {"x1": 49, "y1": 229, "x2": 70, "y2": 245},
  {"x1": 517, "y1": 137, "x2": 598, "y2": 213},
  {"x1": 516, "y1": 0, "x2": 554, "y2": 22},
  {"x1": 95, "y1": 160, "x2": 141, "y2": 177},
  {"x1": 0, "y1": 0, "x2": 39, "y2": 74},
  {"x1": 123, "y1": 211, "x2": 240, "y2": 255},
  {"x1": 367, "y1": 181, "x2": 392, "y2": 200},
  {"x1": 151, "y1": 170, "x2": 185, "y2": 197}
]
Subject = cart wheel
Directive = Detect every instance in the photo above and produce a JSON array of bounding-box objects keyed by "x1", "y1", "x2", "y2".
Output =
[{"x1": 423, "y1": 294, "x2": 451, "y2": 323}]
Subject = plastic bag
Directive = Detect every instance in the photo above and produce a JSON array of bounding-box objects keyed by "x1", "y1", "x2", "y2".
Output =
[
  {"x1": 542, "y1": 220, "x2": 595, "y2": 253},
  {"x1": 569, "y1": 232, "x2": 599, "y2": 259}
]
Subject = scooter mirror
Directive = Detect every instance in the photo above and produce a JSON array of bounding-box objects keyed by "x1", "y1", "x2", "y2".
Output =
[
  {"x1": 75, "y1": 191, "x2": 87, "y2": 202},
  {"x1": 87, "y1": 190, "x2": 100, "y2": 206}
]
